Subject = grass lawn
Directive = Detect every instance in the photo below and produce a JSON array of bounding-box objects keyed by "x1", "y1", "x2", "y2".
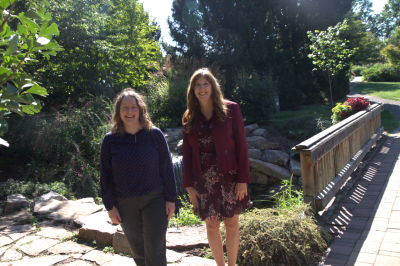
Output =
[
  {"x1": 381, "y1": 108, "x2": 399, "y2": 133},
  {"x1": 352, "y1": 82, "x2": 400, "y2": 102}
]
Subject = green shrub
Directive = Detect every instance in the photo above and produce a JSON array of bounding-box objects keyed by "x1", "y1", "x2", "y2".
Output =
[
  {"x1": 221, "y1": 205, "x2": 331, "y2": 266},
  {"x1": 232, "y1": 70, "x2": 277, "y2": 123},
  {"x1": 170, "y1": 195, "x2": 203, "y2": 227},
  {"x1": 362, "y1": 63, "x2": 400, "y2": 82},
  {"x1": 331, "y1": 102, "x2": 353, "y2": 125},
  {"x1": 276, "y1": 115, "x2": 331, "y2": 142},
  {"x1": 2, "y1": 95, "x2": 112, "y2": 198},
  {"x1": 352, "y1": 65, "x2": 367, "y2": 76},
  {"x1": 270, "y1": 175, "x2": 303, "y2": 212}
]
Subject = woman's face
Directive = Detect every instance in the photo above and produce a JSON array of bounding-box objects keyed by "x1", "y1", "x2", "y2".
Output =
[
  {"x1": 194, "y1": 76, "x2": 213, "y2": 105},
  {"x1": 119, "y1": 96, "x2": 140, "y2": 128}
]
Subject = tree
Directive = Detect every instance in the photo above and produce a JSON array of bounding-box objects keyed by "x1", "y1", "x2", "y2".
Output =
[
  {"x1": 308, "y1": 20, "x2": 357, "y2": 107},
  {"x1": 381, "y1": 44, "x2": 400, "y2": 64},
  {"x1": 0, "y1": 0, "x2": 63, "y2": 146},
  {"x1": 370, "y1": 0, "x2": 400, "y2": 38}
]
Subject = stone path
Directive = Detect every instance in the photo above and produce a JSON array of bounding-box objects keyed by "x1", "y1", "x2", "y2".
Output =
[{"x1": 320, "y1": 78, "x2": 400, "y2": 265}]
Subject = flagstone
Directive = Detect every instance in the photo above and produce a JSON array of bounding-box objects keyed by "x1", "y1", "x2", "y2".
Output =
[
  {"x1": 63, "y1": 261, "x2": 93, "y2": 266},
  {"x1": 20, "y1": 238, "x2": 59, "y2": 256},
  {"x1": 0, "y1": 220, "x2": 14, "y2": 230},
  {"x1": 0, "y1": 235, "x2": 13, "y2": 247},
  {"x1": 1, "y1": 248, "x2": 23, "y2": 262},
  {"x1": 14, "y1": 235, "x2": 41, "y2": 247},
  {"x1": 0, "y1": 247, "x2": 7, "y2": 256},
  {"x1": 102, "y1": 255, "x2": 136, "y2": 266},
  {"x1": 48, "y1": 241, "x2": 93, "y2": 254},
  {"x1": 167, "y1": 249, "x2": 185, "y2": 263},
  {"x1": 6, "y1": 232, "x2": 30, "y2": 241},
  {"x1": 80, "y1": 250, "x2": 117, "y2": 265},
  {"x1": 180, "y1": 256, "x2": 223, "y2": 266},
  {"x1": 3, "y1": 255, "x2": 70, "y2": 266},
  {"x1": 3, "y1": 224, "x2": 35, "y2": 233},
  {"x1": 35, "y1": 227, "x2": 75, "y2": 239}
]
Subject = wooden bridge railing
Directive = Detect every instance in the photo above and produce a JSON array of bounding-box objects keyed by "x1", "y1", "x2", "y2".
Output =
[{"x1": 292, "y1": 103, "x2": 385, "y2": 212}]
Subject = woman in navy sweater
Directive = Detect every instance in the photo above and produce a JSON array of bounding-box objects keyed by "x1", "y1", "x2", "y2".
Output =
[
  {"x1": 100, "y1": 88, "x2": 177, "y2": 266},
  {"x1": 182, "y1": 68, "x2": 252, "y2": 266}
]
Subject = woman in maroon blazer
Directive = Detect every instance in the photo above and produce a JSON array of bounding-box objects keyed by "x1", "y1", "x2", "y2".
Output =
[{"x1": 182, "y1": 68, "x2": 252, "y2": 266}]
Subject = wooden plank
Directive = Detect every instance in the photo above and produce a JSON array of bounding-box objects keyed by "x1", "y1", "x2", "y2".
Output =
[
  {"x1": 314, "y1": 126, "x2": 384, "y2": 212},
  {"x1": 301, "y1": 151, "x2": 313, "y2": 196},
  {"x1": 292, "y1": 103, "x2": 382, "y2": 151},
  {"x1": 304, "y1": 104, "x2": 384, "y2": 163}
]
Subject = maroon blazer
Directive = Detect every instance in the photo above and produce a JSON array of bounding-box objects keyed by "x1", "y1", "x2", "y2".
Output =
[{"x1": 182, "y1": 100, "x2": 251, "y2": 188}]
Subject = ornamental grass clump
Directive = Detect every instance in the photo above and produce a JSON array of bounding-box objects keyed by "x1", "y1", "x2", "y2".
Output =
[{"x1": 222, "y1": 205, "x2": 331, "y2": 266}]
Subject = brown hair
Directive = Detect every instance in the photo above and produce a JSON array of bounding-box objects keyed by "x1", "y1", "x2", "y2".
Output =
[
  {"x1": 183, "y1": 68, "x2": 227, "y2": 132},
  {"x1": 111, "y1": 88, "x2": 153, "y2": 135}
]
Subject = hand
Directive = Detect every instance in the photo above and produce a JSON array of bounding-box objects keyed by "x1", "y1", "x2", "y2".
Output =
[
  {"x1": 166, "y1": 201, "x2": 175, "y2": 221},
  {"x1": 235, "y1": 183, "x2": 248, "y2": 201},
  {"x1": 108, "y1": 206, "x2": 122, "y2": 225},
  {"x1": 186, "y1": 187, "x2": 200, "y2": 210}
]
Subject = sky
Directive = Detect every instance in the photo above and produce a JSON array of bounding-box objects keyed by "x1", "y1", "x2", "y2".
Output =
[{"x1": 142, "y1": 0, "x2": 388, "y2": 45}]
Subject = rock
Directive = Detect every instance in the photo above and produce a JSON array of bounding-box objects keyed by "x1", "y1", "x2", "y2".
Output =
[
  {"x1": 1, "y1": 248, "x2": 23, "y2": 261},
  {"x1": 267, "y1": 185, "x2": 281, "y2": 195},
  {"x1": 252, "y1": 184, "x2": 267, "y2": 192},
  {"x1": 250, "y1": 172, "x2": 269, "y2": 185},
  {"x1": 14, "y1": 236, "x2": 41, "y2": 247},
  {"x1": 4, "y1": 194, "x2": 29, "y2": 214},
  {"x1": 7, "y1": 232, "x2": 30, "y2": 241},
  {"x1": 298, "y1": 176, "x2": 303, "y2": 186},
  {"x1": 177, "y1": 139, "x2": 183, "y2": 152},
  {"x1": 77, "y1": 211, "x2": 117, "y2": 246},
  {"x1": 3, "y1": 224, "x2": 35, "y2": 233},
  {"x1": 247, "y1": 149, "x2": 262, "y2": 160},
  {"x1": 20, "y1": 238, "x2": 59, "y2": 256},
  {"x1": 244, "y1": 123, "x2": 258, "y2": 133},
  {"x1": 261, "y1": 150, "x2": 290, "y2": 167},
  {"x1": 169, "y1": 141, "x2": 178, "y2": 149},
  {"x1": 103, "y1": 255, "x2": 136, "y2": 266},
  {"x1": 48, "y1": 241, "x2": 93, "y2": 254},
  {"x1": 289, "y1": 158, "x2": 302, "y2": 177},
  {"x1": 6, "y1": 254, "x2": 70, "y2": 266},
  {"x1": 252, "y1": 128, "x2": 268, "y2": 138},
  {"x1": 0, "y1": 247, "x2": 6, "y2": 257},
  {"x1": 63, "y1": 261, "x2": 93, "y2": 266},
  {"x1": 37, "y1": 191, "x2": 67, "y2": 202},
  {"x1": 0, "y1": 210, "x2": 33, "y2": 221},
  {"x1": 36, "y1": 227, "x2": 75, "y2": 239},
  {"x1": 181, "y1": 256, "x2": 222, "y2": 266},
  {"x1": 166, "y1": 225, "x2": 208, "y2": 250},
  {"x1": 246, "y1": 136, "x2": 279, "y2": 151},
  {"x1": 167, "y1": 249, "x2": 185, "y2": 263},
  {"x1": 76, "y1": 198, "x2": 95, "y2": 204},
  {"x1": 112, "y1": 231, "x2": 132, "y2": 255},
  {"x1": 34, "y1": 199, "x2": 103, "y2": 222},
  {"x1": 81, "y1": 250, "x2": 117, "y2": 265},
  {"x1": 0, "y1": 220, "x2": 14, "y2": 230},
  {"x1": 0, "y1": 235, "x2": 13, "y2": 247},
  {"x1": 249, "y1": 158, "x2": 291, "y2": 181}
]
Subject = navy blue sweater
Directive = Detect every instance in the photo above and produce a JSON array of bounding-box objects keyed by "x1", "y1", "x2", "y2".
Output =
[{"x1": 100, "y1": 127, "x2": 177, "y2": 211}]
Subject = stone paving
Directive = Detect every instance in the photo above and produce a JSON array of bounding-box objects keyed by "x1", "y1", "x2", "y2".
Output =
[{"x1": 322, "y1": 128, "x2": 400, "y2": 266}]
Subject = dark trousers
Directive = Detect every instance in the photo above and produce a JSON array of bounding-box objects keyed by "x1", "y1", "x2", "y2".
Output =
[{"x1": 116, "y1": 186, "x2": 168, "y2": 266}]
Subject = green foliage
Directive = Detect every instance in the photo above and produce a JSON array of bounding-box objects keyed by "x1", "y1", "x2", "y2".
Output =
[
  {"x1": 331, "y1": 102, "x2": 353, "y2": 124},
  {"x1": 0, "y1": 0, "x2": 63, "y2": 146},
  {"x1": 381, "y1": 44, "x2": 400, "y2": 65},
  {"x1": 361, "y1": 64, "x2": 400, "y2": 82},
  {"x1": 221, "y1": 205, "x2": 331, "y2": 266},
  {"x1": 232, "y1": 70, "x2": 277, "y2": 123},
  {"x1": 103, "y1": 246, "x2": 115, "y2": 253},
  {"x1": 308, "y1": 20, "x2": 358, "y2": 107},
  {"x1": 2, "y1": 95, "x2": 112, "y2": 198},
  {"x1": 270, "y1": 175, "x2": 303, "y2": 212},
  {"x1": 170, "y1": 195, "x2": 203, "y2": 228},
  {"x1": 352, "y1": 65, "x2": 368, "y2": 76},
  {"x1": 276, "y1": 116, "x2": 332, "y2": 142},
  {"x1": 0, "y1": 179, "x2": 71, "y2": 200}
]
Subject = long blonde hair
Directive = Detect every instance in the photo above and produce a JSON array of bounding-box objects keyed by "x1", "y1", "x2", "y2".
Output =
[
  {"x1": 183, "y1": 68, "x2": 227, "y2": 132},
  {"x1": 111, "y1": 88, "x2": 153, "y2": 135}
]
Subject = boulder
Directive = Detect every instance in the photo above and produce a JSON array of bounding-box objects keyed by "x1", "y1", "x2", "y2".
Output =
[
  {"x1": 34, "y1": 199, "x2": 103, "y2": 222},
  {"x1": 252, "y1": 128, "x2": 268, "y2": 139},
  {"x1": 289, "y1": 158, "x2": 302, "y2": 176},
  {"x1": 249, "y1": 158, "x2": 291, "y2": 181},
  {"x1": 250, "y1": 172, "x2": 269, "y2": 185},
  {"x1": 247, "y1": 149, "x2": 262, "y2": 160},
  {"x1": 246, "y1": 136, "x2": 278, "y2": 151},
  {"x1": 4, "y1": 194, "x2": 29, "y2": 214},
  {"x1": 298, "y1": 176, "x2": 303, "y2": 186},
  {"x1": 176, "y1": 139, "x2": 183, "y2": 152},
  {"x1": 244, "y1": 124, "x2": 258, "y2": 133},
  {"x1": 37, "y1": 191, "x2": 67, "y2": 202},
  {"x1": 261, "y1": 150, "x2": 290, "y2": 167},
  {"x1": 112, "y1": 231, "x2": 132, "y2": 255},
  {"x1": 76, "y1": 211, "x2": 118, "y2": 246}
]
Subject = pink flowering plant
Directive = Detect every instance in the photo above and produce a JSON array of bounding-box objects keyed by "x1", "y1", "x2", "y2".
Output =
[
  {"x1": 5, "y1": 95, "x2": 112, "y2": 198},
  {"x1": 331, "y1": 97, "x2": 370, "y2": 124}
]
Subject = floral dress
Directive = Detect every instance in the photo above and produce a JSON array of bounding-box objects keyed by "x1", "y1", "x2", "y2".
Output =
[{"x1": 192, "y1": 117, "x2": 252, "y2": 221}]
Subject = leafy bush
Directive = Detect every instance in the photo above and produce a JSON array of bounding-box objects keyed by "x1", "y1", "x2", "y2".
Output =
[
  {"x1": 362, "y1": 63, "x2": 400, "y2": 82},
  {"x1": 221, "y1": 204, "x2": 330, "y2": 266},
  {"x1": 232, "y1": 70, "x2": 277, "y2": 123},
  {"x1": 331, "y1": 97, "x2": 370, "y2": 124},
  {"x1": 276, "y1": 115, "x2": 331, "y2": 142},
  {"x1": 352, "y1": 65, "x2": 367, "y2": 76},
  {"x1": 170, "y1": 195, "x2": 203, "y2": 227},
  {"x1": 0, "y1": 179, "x2": 71, "y2": 200},
  {"x1": 270, "y1": 175, "x2": 303, "y2": 212},
  {"x1": 2, "y1": 95, "x2": 112, "y2": 198}
]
